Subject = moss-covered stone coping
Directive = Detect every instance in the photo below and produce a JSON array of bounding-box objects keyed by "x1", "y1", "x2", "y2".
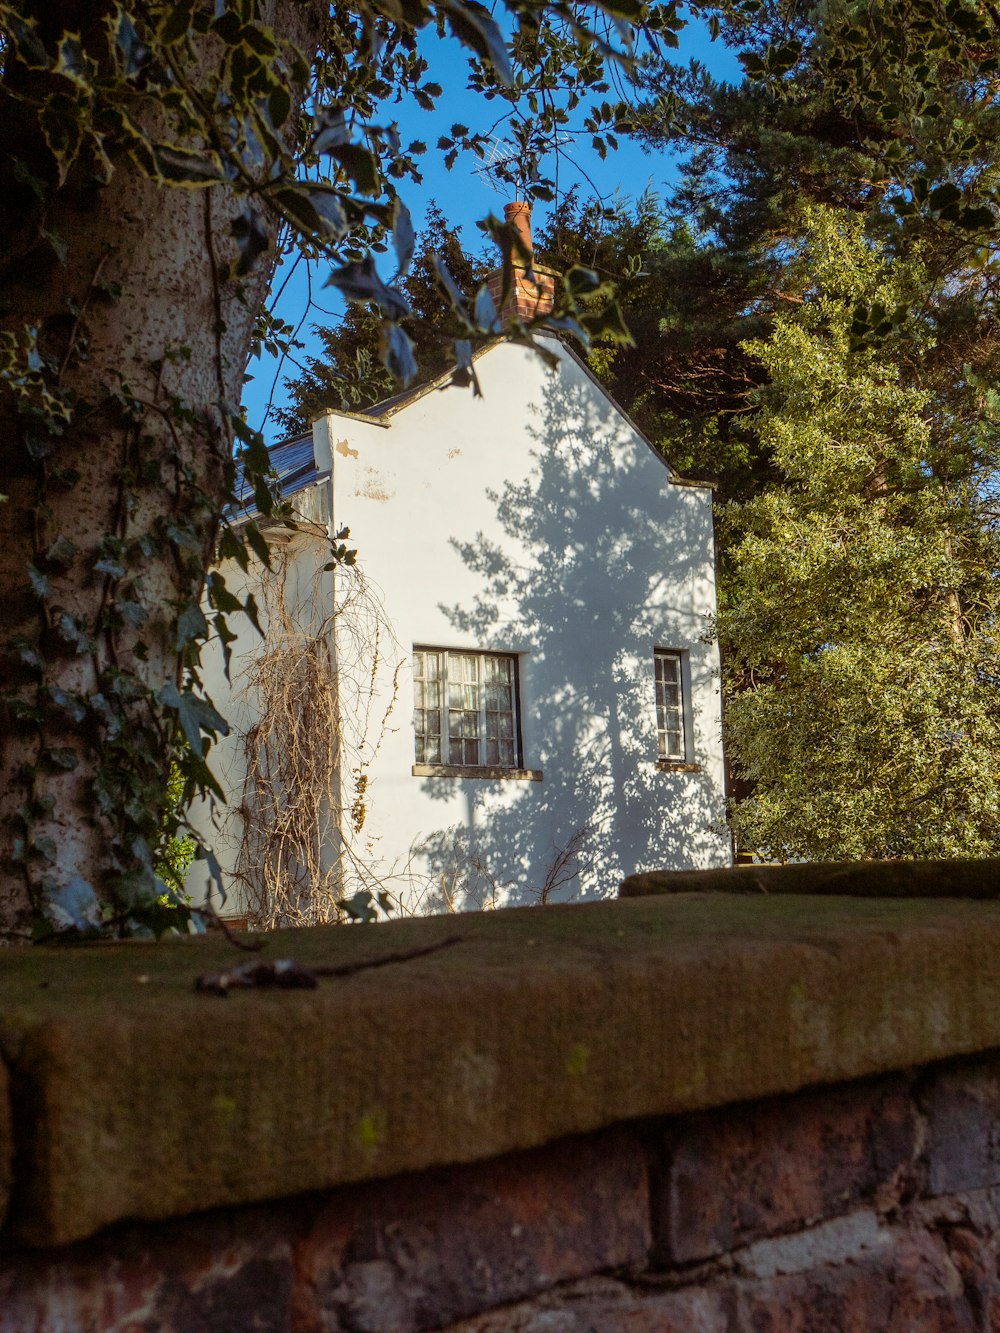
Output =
[
  {"x1": 4, "y1": 890, "x2": 1000, "y2": 1248},
  {"x1": 620, "y1": 857, "x2": 1000, "y2": 899}
]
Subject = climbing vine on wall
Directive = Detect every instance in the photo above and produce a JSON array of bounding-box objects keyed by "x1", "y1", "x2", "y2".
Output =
[{"x1": 233, "y1": 529, "x2": 402, "y2": 929}]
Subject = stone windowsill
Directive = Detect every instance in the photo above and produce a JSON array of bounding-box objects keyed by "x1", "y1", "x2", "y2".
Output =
[
  {"x1": 412, "y1": 763, "x2": 543, "y2": 781},
  {"x1": 656, "y1": 760, "x2": 702, "y2": 773},
  {"x1": 1, "y1": 860, "x2": 1000, "y2": 1249}
]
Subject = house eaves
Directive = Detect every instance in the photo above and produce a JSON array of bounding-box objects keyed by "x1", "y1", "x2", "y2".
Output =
[{"x1": 321, "y1": 335, "x2": 718, "y2": 491}]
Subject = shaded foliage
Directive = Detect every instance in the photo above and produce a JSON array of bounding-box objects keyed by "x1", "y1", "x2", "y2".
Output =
[{"x1": 276, "y1": 204, "x2": 493, "y2": 430}]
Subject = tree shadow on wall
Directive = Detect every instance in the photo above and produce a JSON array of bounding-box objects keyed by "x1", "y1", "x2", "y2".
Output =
[{"x1": 413, "y1": 369, "x2": 728, "y2": 911}]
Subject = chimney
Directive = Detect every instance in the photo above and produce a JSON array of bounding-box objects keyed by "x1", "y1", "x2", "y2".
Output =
[{"x1": 486, "y1": 201, "x2": 556, "y2": 325}]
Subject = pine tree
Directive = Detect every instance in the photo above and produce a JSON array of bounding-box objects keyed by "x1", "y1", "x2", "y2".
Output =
[{"x1": 276, "y1": 205, "x2": 492, "y2": 432}]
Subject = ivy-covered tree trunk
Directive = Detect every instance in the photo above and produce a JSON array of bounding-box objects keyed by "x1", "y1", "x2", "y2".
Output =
[{"x1": 0, "y1": 0, "x2": 323, "y2": 941}]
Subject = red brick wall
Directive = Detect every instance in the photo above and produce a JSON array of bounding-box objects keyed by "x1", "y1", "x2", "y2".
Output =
[{"x1": 4, "y1": 1052, "x2": 1000, "y2": 1331}]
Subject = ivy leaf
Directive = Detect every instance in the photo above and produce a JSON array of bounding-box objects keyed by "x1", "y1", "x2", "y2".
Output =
[
  {"x1": 474, "y1": 286, "x2": 499, "y2": 332},
  {"x1": 176, "y1": 602, "x2": 209, "y2": 650},
  {"x1": 232, "y1": 414, "x2": 271, "y2": 473},
  {"x1": 380, "y1": 322, "x2": 417, "y2": 384},
  {"x1": 42, "y1": 535, "x2": 77, "y2": 570},
  {"x1": 46, "y1": 876, "x2": 103, "y2": 934},
  {"x1": 392, "y1": 198, "x2": 415, "y2": 274},
  {"x1": 158, "y1": 681, "x2": 229, "y2": 758},
  {"x1": 45, "y1": 747, "x2": 78, "y2": 771},
  {"x1": 244, "y1": 521, "x2": 272, "y2": 568},
  {"x1": 339, "y1": 889, "x2": 378, "y2": 922},
  {"x1": 3, "y1": 12, "x2": 50, "y2": 69},
  {"x1": 111, "y1": 7, "x2": 150, "y2": 78},
  {"x1": 27, "y1": 564, "x2": 50, "y2": 598},
  {"x1": 326, "y1": 257, "x2": 409, "y2": 320},
  {"x1": 329, "y1": 143, "x2": 379, "y2": 195},
  {"x1": 151, "y1": 144, "x2": 223, "y2": 186},
  {"x1": 231, "y1": 208, "x2": 269, "y2": 275},
  {"x1": 47, "y1": 687, "x2": 86, "y2": 723},
  {"x1": 443, "y1": 0, "x2": 512, "y2": 85}
]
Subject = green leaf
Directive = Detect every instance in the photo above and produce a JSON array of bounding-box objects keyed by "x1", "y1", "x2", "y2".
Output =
[
  {"x1": 380, "y1": 322, "x2": 417, "y2": 384},
  {"x1": 45, "y1": 747, "x2": 78, "y2": 771},
  {"x1": 176, "y1": 602, "x2": 209, "y2": 650},
  {"x1": 111, "y1": 7, "x2": 150, "y2": 77},
  {"x1": 158, "y1": 681, "x2": 229, "y2": 758},
  {"x1": 231, "y1": 208, "x2": 269, "y2": 276},
  {"x1": 46, "y1": 877, "x2": 103, "y2": 934},
  {"x1": 3, "y1": 12, "x2": 50, "y2": 69},
  {"x1": 27, "y1": 564, "x2": 50, "y2": 598},
  {"x1": 928, "y1": 182, "x2": 962, "y2": 211},
  {"x1": 392, "y1": 198, "x2": 415, "y2": 274},
  {"x1": 326, "y1": 258, "x2": 409, "y2": 320},
  {"x1": 151, "y1": 144, "x2": 223, "y2": 186},
  {"x1": 158, "y1": 0, "x2": 199, "y2": 43},
  {"x1": 244, "y1": 521, "x2": 272, "y2": 568}
]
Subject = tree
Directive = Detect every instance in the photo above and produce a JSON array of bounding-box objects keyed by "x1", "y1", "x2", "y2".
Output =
[
  {"x1": 275, "y1": 204, "x2": 493, "y2": 430},
  {"x1": 549, "y1": 0, "x2": 1000, "y2": 853},
  {"x1": 0, "y1": 0, "x2": 659, "y2": 942},
  {"x1": 719, "y1": 207, "x2": 1000, "y2": 859},
  {"x1": 533, "y1": 188, "x2": 776, "y2": 506}
]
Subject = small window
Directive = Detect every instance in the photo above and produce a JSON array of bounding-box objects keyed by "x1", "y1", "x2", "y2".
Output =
[
  {"x1": 413, "y1": 648, "x2": 521, "y2": 769},
  {"x1": 654, "y1": 650, "x2": 687, "y2": 761}
]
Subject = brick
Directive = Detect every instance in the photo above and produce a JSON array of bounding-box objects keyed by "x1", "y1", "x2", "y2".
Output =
[
  {"x1": 0, "y1": 1203, "x2": 298, "y2": 1333},
  {"x1": 912, "y1": 1189, "x2": 1000, "y2": 1319},
  {"x1": 444, "y1": 1228, "x2": 980, "y2": 1333},
  {"x1": 731, "y1": 1229, "x2": 977, "y2": 1333},
  {"x1": 922, "y1": 1057, "x2": 1000, "y2": 1196},
  {"x1": 657, "y1": 1075, "x2": 916, "y2": 1263},
  {"x1": 439, "y1": 1278, "x2": 731, "y2": 1333},
  {"x1": 293, "y1": 1127, "x2": 651, "y2": 1332}
]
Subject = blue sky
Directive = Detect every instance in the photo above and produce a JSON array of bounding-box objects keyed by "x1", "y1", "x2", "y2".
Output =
[{"x1": 243, "y1": 16, "x2": 742, "y2": 439}]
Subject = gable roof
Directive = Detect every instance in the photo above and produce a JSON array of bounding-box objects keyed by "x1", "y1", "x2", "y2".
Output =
[
  {"x1": 236, "y1": 336, "x2": 715, "y2": 516},
  {"x1": 321, "y1": 336, "x2": 716, "y2": 490}
]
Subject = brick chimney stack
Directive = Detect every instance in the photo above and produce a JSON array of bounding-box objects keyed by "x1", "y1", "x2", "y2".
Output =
[{"x1": 486, "y1": 201, "x2": 556, "y2": 324}]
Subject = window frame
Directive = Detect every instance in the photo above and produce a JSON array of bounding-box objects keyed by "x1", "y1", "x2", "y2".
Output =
[
  {"x1": 412, "y1": 646, "x2": 539, "y2": 779},
  {"x1": 653, "y1": 648, "x2": 698, "y2": 772}
]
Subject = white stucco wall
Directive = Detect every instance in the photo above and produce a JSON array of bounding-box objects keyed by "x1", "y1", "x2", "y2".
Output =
[{"x1": 188, "y1": 336, "x2": 730, "y2": 918}]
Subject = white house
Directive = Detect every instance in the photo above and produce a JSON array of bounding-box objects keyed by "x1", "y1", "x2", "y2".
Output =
[{"x1": 187, "y1": 213, "x2": 731, "y2": 925}]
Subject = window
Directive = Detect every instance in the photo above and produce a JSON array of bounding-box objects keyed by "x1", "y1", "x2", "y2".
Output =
[
  {"x1": 413, "y1": 648, "x2": 521, "y2": 769},
  {"x1": 654, "y1": 650, "x2": 687, "y2": 762}
]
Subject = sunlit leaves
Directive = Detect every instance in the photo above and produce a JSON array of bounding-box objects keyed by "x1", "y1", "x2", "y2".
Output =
[{"x1": 721, "y1": 207, "x2": 1000, "y2": 861}]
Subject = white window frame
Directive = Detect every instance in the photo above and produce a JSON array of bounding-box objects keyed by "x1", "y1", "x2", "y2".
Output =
[
  {"x1": 412, "y1": 647, "x2": 523, "y2": 772},
  {"x1": 654, "y1": 648, "x2": 690, "y2": 766}
]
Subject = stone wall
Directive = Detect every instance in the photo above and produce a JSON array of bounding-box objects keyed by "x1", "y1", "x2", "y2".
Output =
[
  {"x1": 3, "y1": 868, "x2": 1000, "y2": 1330},
  {"x1": 3, "y1": 1053, "x2": 1000, "y2": 1330}
]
